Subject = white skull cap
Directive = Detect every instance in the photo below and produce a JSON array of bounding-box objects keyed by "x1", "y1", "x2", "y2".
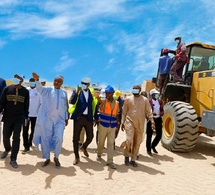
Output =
[
  {"x1": 81, "y1": 78, "x2": 91, "y2": 83},
  {"x1": 149, "y1": 88, "x2": 159, "y2": 95},
  {"x1": 55, "y1": 75, "x2": 64, "y2": 81}
]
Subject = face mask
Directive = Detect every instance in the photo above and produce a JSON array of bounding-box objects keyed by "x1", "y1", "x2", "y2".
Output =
[
  {"x1": 81, "y1": 84, "x2": 87, "y2": 90},
  {"x1": 100, "y1": 93, "x2": 106, "y2": 100},
  {"x1": 176, "y1": 40, "x2": 180, "y2": 44},
  {"x1": 29, "y1": 82, "x2": 36, "y2": 87},
  {"x1": 12, "y1": 78, "x2": 20, "y2": 85},
  {"x1": 132, "y1": 89, "x2": 139, "y2": 95},
  {"x1": 155, "y1": 94, "x2": 159, "y2": 99}
]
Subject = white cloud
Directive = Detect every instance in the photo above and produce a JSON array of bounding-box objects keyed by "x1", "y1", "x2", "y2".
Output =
[
  {"x1": 104, "y1": 58, "x2": 115, "y2": 70},
  {"x1": 0, "y1": 0, "x2": 21, "y2": 6},
  {"x1": 0, "y1": 0, "x2": 140, "y2": 39},
  {"x1": 105, "y1": 44, "x2": 116, "y2": 54},
  {"x1": 54, "y1": 52, "x2": 73, "y2": 72},
  {"x1": 0, "y1": 39, "x2": 6, "y2": 48}
]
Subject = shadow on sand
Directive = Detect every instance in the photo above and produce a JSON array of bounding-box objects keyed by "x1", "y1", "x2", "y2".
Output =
[{"x1": 165, "y1": 134, "x2": 215, "y2": 160}]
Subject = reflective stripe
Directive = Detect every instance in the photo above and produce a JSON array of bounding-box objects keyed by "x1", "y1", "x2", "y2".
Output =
[
  {"x1": 7, "y1": 94, "x2": 25, "y2": 104},
  {"x1": 99, "y1": 100, "x2": 118, "y2": 128}
]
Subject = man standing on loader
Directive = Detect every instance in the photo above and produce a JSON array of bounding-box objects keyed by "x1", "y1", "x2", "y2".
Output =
[
  {"x1": 170, "y1": 37, "x2": 188, "y2": 82},
  {"x1": 158, "y1": 48, "x2": 173, "y2": 95}
]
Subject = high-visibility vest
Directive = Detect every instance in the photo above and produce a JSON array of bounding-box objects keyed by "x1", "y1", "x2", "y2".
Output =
[
  {"x1": 99, "y1": 100, "x2": 119, "y2": 128},
  {"x1": 92, "y1": 97, "x2": 98, "y2": 116},
  {"x1": 68, "y1": 90, "x2": 98, "y2": 116}
]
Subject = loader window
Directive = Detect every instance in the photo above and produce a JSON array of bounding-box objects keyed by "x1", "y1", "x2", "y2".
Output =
[
  {"x1": 189, "y1": 46, "x2": 215, "y2": 72},
  {"x1": 208, "y1": 56, "x2": 215, "y2": 69}
]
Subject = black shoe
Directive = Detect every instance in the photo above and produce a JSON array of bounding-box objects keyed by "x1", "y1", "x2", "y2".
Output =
[
  {"x1": 136, "y1": 155, "x2": 139, "y2": 160},
  {"x1": 147, "y1": 151, "x2": 152, "y2": 156},
  {"x1": 124, "y1": 157, "x2": 130, "y2": 166},
  {"x1": 10, "y1": 161, "x2": 18, "y2": 168},
  {"x1": 42, "y1": 159, "x2": 50, "y2": 167},
  {"x1": 22, "y1": 148, "x2": 30, "y2": 154},
  {"x1": 1, "y1": 151, "x2": 9, "y2": 159},
  {"x1": 131, "y1": 161, "x2": 138, "y2": 167},
  {"x1": 54, "y1": 157, "x2": 61, "y2": 168},
  {"x1": 80, "y1": 146, "x2": 89, "y2": 157},
  {"x1": 152, "y1": 147, "x2": 158, "y2": 154},
  {"x1": 96, "y1": 155, "x2": 102, "y2": 161},
  {"x1": 73, "y1": 158, "x2": 80, "y2": 165}
]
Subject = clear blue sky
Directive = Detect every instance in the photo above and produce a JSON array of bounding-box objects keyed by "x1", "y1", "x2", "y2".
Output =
[{"x1": 1, "y1": 0, "x2": 215, "y2": 91}]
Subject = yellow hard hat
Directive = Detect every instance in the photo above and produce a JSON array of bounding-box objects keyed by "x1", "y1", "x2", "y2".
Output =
[{"x1": 113, "y1": 90, "x2": 122, "y2": 99}]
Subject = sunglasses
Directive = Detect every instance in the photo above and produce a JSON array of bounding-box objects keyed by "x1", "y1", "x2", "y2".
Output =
[{"x1": 81, "y1": 82, "x2": 89, "y2": 85}]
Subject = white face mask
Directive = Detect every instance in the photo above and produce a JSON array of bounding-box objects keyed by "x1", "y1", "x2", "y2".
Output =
[
  {"x1": 176, "y1": 40, "x2": 180, "y2": 44},
  {"x1": 12, "y1": 78, "x2": 20, "y2": 85},
  {"x1": 154, "y1": 94, "x2": 159, "y2": 99},
  {"x1": 29, "y1": 82, "x2": 36, "y2": 87},
  {"x1": 132, "y1": 89, "x2": 140, "y2": 95},
  {"x1": 81, "y1": 84, "x2": 87, "y2": 90}
]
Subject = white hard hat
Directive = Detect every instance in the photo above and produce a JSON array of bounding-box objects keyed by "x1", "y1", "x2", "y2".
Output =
[
  {"x1": 150, "y1": 88, "x2": 159, "y2": 96},
  {"x1": 81, "y1": 77, "x2": 91, "y2": 84}
]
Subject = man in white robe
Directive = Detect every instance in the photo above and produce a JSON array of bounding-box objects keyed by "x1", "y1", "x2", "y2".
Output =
[{"x1": 32, "y1": 73, "x2": 69, "y2": 168}]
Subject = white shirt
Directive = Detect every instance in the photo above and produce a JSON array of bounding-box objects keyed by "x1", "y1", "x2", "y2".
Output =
[
  {"x1": 152, "y1": 99, "x2": 160, "y2": 118},
  {"x1": 83, "y1": 89, "x2": 89, "y2": 115},
  {"x1": 28, "y1": 87, "x2": 42, "y2": 117}
]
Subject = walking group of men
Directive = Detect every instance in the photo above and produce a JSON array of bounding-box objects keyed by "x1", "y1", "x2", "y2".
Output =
[{"x1": 0, "y1": 72, "x2": 164, "y2": 169}]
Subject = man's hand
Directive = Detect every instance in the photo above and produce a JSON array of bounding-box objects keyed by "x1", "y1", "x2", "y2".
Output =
[
  {"x1": 121, "y1": 123, "x2": 125, "y2": 131},
  {"x1": 65, "y1": 119, "x2": 69, "y2": 126},
  {"x1": 14, "y1": 74, "x2": 23, "y2": 83},
  {"x1": 32, "y1": 72, "x2": 39, "y2": 81},
  {"x1": 115, "y1": 123, "x2": 120, "y2": 131},
  {"x1": 77, "y1": 85, "x2": 82, "y2": 95},
  {"x1": 175, "y1": 54, "x2": 180, "y2": 60},
  {"x1": 151, "y1": 123, "x2": 156, "y2": 131},
  {"x1": 93, "y1": 119, "x2": 99, "y2": 127},
  {"x1": 93, "y1": 92, "x2": 100, "y2": 98}
]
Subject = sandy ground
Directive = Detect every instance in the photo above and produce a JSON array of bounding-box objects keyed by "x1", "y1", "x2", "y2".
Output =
[{"x1": 1, "y1": 119, "x2": 215, "y2": 195}]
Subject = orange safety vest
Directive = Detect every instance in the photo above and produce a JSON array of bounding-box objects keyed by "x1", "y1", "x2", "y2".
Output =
[{"x1": 99, "y1": 100, "x2": 119, "y2": 128}]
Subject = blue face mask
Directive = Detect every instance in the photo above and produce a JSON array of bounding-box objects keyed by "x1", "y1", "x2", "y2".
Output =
[
  {"x1": 29, "y1": 82, "x2": 36, "y2": 87},
  {"x1": 81, "y1": 84, "x2": 87, "y2": 90},
  {"x1": 155, "y1": 94, "x2": 159, "y2": 99},
  {"x1": 12, "y1": 78, "x2": 20, "y2": 85},
  {"x1": 132, "y1": 89, "x2": 139, "y2": 95}
]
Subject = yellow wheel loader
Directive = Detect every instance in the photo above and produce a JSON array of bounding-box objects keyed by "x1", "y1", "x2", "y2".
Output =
[{"x1": 157, "y1": 42, "x2": 215, "y2": 152}]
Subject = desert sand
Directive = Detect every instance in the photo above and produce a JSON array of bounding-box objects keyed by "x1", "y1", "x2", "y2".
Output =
[{"x1": 1, "y1": 118, "x2": 215, "y2": 195}]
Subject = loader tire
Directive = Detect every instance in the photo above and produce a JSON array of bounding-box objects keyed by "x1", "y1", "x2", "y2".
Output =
[{"x1": 161, "y1": 101, "x2": 199, "y2": 152}]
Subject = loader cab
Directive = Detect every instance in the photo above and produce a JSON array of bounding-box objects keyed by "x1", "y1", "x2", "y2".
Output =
[
  {"x1": 159, "y1": 42, "x2": 215, "y2": 102},
  {"x1": 183, "y1": 43, "x2": 215, "y2": 85}
]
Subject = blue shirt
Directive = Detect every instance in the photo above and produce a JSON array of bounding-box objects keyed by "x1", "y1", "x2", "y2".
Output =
[{"x1": 158, "y1": 54, "x2": 173, "y2": 74}]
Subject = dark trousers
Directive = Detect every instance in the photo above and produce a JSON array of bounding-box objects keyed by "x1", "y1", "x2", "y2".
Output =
[
  {"x1": 3, "y1": 121, "x2": 23, "y2": 161},
  {"x1": 158, "y1": 74, "x2": 168, "y2": 95},
  {"x1": 73, "y1": 115, "x2": 94, "y2": 158},
  {"x1": 146, "y1": 117, "x2": 162, "y2": 152},
  {"x1": 22, "y1": 117, "x2": 37, "y2": 150}
]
